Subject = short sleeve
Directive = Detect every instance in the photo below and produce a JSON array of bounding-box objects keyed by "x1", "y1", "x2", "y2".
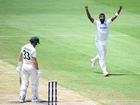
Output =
[
  {"x1": 107, "y1": 18, "x2": 112, "y2": 24},
  {"x1": 32, "y1": 49, "x2": 36, "y2": 58}
]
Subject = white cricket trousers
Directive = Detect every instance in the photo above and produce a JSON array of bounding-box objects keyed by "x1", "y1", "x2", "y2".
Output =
[
  {"x1": 94, "y1": 41, "x2": 108, "y2": 74},
  {"x1": 20, "y1": 64, "x2": 38, "y2": 100}
]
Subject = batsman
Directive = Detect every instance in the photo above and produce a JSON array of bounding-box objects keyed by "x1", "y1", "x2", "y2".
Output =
[
  {"x1": 16, "y1": 36, "x2": 42, "y2": 102},
  {"x1": 85, "y1": 6, "x2": 122, "y2": 76}
]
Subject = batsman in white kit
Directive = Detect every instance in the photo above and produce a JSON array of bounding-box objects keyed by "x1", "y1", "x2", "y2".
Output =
[
  {"x1": 85, "y1": 6, "x2": 122, "y2": 76},
  {"x1": 16, "y1": 36, "x2": 41, "y2": 102}
]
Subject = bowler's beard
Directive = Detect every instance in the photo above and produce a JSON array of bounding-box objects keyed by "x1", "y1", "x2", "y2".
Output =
[{"x1": 100, "y1": 19, "x2": 105, "y2": 24}]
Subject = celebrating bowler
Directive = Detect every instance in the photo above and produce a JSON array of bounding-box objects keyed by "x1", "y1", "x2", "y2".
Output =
[{"x1": 85, "y1": 6, "x2": 122, "y2": 77}]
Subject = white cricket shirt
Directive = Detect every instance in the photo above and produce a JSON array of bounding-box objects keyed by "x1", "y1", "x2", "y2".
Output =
[
  {"x1": 21, "y1": 43, "x2": 36, "y2": 64},
  {"x1": 94, "y1": 18, "x2": 112, "y2": 41}
]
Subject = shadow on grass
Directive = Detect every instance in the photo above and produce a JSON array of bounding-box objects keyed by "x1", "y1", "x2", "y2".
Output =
[
  {"x1": 94, "y1": 71, "x2": 140, "y2": 77},
  {"x1": 109, "y1": 73, "x2": 127, "y2": 76},
  {"x1": 94, "y1": 71, "x2": 126, "y2": 76}
]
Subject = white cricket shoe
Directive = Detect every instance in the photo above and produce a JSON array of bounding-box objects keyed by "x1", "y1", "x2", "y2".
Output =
[
  {"x1": 103, "y1": 72, "x2": 109, "y2": 77},
  {"x1": 90, "y1": 58, "x2": 96, "y2": 68},
  {"x1": 19, "y1": 96, "x2": 25, "y2": 103},
  {"x1": 32, "y1": 99, "x2": 39, "y2": 102},
  {"x1": 32, "y1": 98, "x2": 42, "y2": 102}
]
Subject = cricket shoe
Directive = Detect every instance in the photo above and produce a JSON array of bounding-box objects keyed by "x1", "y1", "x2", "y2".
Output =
[
  {"x1": 90, "y1": 58, "x2": 96, "y2": 68},
  {"x1": 103, "y1": 72, "x2": 109, "y2": 77},
  {"x1": 32, "y1": 98, "x2": 42, "y2": 103},
  {"x1": 19, "y1": 96, "x2": 25, "y2": 103}
]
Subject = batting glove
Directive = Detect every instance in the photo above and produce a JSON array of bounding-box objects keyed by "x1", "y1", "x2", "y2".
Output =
[
  {"x1": 37, "y1": 70, "x2": 42, "y2": 77},
  {"x1": 16, "y1": 62, "x2": 22, "y2": 73}
]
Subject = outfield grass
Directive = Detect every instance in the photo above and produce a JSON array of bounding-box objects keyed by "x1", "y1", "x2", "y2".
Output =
[{"x1": 0, "y1": 0, "x2": 140, "y2": 105}]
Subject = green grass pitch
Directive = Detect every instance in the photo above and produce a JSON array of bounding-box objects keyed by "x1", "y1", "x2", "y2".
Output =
[{"x1": 0, "y1": 0, "x2": 140, "y2": 105}]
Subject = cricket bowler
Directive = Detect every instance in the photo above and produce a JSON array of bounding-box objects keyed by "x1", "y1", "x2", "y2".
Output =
[
  {"x1": 16, "y1": 36, "x2": 41, "y2": 102},
  {"x1": 85, "y1": 6, "x2": 122, "y2": 77}
]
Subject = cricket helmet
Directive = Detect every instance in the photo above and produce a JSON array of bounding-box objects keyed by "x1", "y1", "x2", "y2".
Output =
[{"x1": 29, "y1": 36, "x2": 40, "y2": 45}]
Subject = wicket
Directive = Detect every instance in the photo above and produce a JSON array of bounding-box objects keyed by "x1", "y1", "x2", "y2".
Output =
[{"x1": 48, "y1": 81, "x2": 57, "y2": 105}]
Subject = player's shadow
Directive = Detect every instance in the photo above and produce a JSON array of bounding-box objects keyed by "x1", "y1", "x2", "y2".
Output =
[
  {"x1": 9, "y1": 99, "x2": 48, "y2": 104},
  {"x1": 95, "y1": 71, "x2": 140, "y2": 77},
  {"x1": 94, "y1": 71, "x2": 127, "y2": 76},
  {"x1": 109, "y1": 73, "x2": 127, "y2": 76}
]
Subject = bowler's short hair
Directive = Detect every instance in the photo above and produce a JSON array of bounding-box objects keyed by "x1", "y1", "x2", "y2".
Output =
[{"x1": 99, "y1": 13, "x2": 105, "y2": 18}]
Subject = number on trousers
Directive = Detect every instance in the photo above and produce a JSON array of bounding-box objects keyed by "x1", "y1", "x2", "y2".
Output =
[{"x1": 23, "y1": 50, "x2": 30, "y2": 60}]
